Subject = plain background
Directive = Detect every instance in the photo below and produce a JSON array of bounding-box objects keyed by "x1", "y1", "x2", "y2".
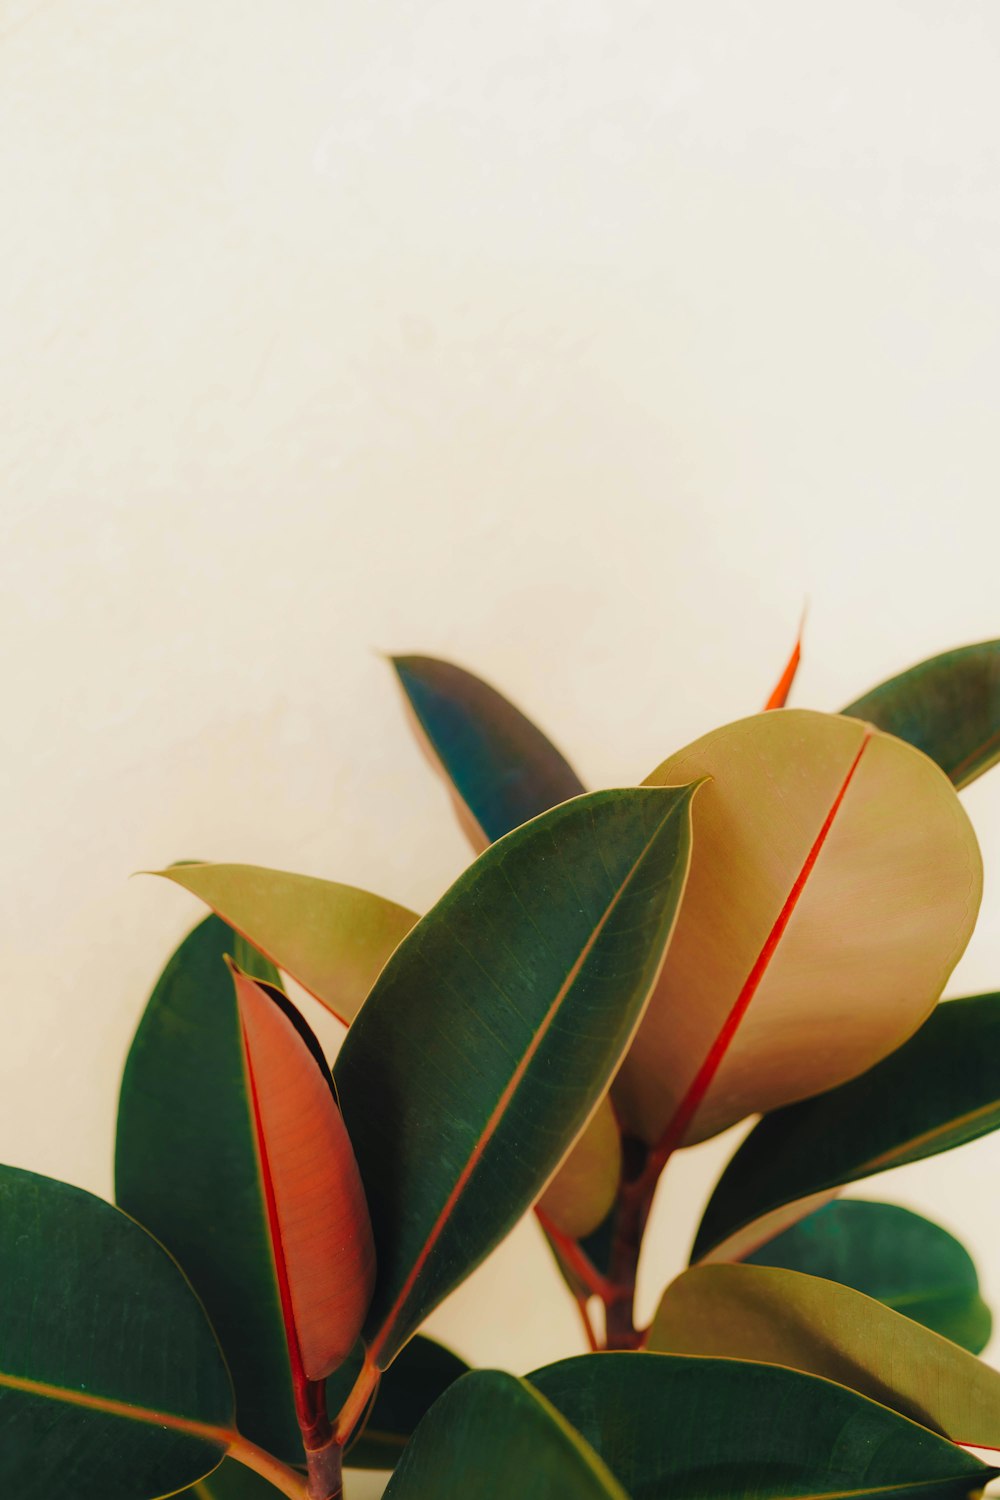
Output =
[{"x1": 5, "y1": 2, "x2": 1000, "y2": 1490}]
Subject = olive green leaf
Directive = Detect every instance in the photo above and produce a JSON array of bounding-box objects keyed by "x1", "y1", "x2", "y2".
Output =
[{"x1": 745, "y1": 1200, "x2": 991, "y2": 1352}]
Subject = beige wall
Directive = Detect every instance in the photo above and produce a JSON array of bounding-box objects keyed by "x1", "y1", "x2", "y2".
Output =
[{"x1": 5, "y1": 2, "x2": 1000, "y2": 1484}]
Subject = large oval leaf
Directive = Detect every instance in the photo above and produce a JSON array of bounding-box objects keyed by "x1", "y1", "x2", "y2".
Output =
[
  {"x1": 117, "y1": 918, "x2": 301, "y2": 1461},
  {"x1": 843, "y1": 640, "x2": 1000, "y2": 788},
  {"x1": 614, "y1": 709, "x2": 981, "y2": 1147},
  {"x1": 648, "y1": 1264, "x2": 1000, "y2": 1447},
  {"x1": 335, "y1": 785, "x2": 700, "y2": 1368},
  {"x1": 390, "y1": 654, "x2": 584, "y2": 848},
  {"x1": 230, "y1": 965, "x2": 375, "y2": 1382},
  {"x1": 693, "y1": 992, "x2": 1000, "y2": 1263},
  {"x1": 153, "y1": 864, "x2": 417, "y2": 1023},
  {"x1": 528, "y1": 1352, "x2": 995, "y2": 1500},
  {"x1": 0, "y1": 1165, "x2": 234, "y2": 1500},
  {"x1": 746, "y1": 1200, "x2": 991, "y2": 1352},
  {"x1": 382, "y1": 1370, "x2": 627, "y2": 1500}
]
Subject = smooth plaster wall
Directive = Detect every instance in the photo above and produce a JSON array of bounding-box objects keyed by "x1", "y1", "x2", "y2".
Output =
[{"x1": 5, "y1": 2, "x2": 1000, "y2": 1487}]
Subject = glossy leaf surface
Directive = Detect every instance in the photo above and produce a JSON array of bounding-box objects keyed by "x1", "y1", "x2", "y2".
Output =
[
  {"x1": 335, "y1": 785, "x2": 700, "y2": 1368},
  {"x1": 337, "y1": 1336, "x2": 468, "y2": 1470},
  {"x1": 382, "y1": 1370, "x2": 627, "y2": 1500},
  {"x1": 649, "y1": 1264, "x2": 1000, "y2": 1447},
  {"x1": 231, "y1": 965, "x2": 375, "y2": 1380},
  {"x1": 391, "y1": 654, "x2": 584, "y2": 848},
  {"x1": 694, "y1": 993, "x2": 1000, "y2": 1263},
  {"x1": 153, "y1": 863, "x2": 417, "y2": 1022},
  {"x1": 843, "y1": 640, "x2": 1000, "y2": 788},
  {"x1": 393, "y1": 653, "x2": 620, "y2": 1248},
  {"x1": 746, "y1": 1200, "x2": 991, "y2": 1352},
  {"x1": 616, "y1": 709, "x2": 981, "y2": 1147},
  {"x1": 117, "y1": 918, "x2": 301, "y2": 1461},
  {"x1": 529, "y1": 1352, "x2": 994, "y2": 1500},
  {"x1": 0, "y1": 1165, "x2": 233, "y2": 1500}
]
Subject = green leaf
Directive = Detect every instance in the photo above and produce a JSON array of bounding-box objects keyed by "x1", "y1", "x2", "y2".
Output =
[
  {"x1": 843, "y1": 640, "x2": 1000, "y2": 788},
  {"x1": 619, "y1": 710, "x2": 982, "y2": 1148},
  {"x1": 529, "y1": 1352, "x2": 995, "y2": 1500},
  {"x1": 335, "y1": 785, "x2": 700, "y2": 1369},
  {"x1": 151, "y1": 864, "x2": 418, "y2": 1023},
  {"x1": 336, "y1": 1336, "x2": 468, "y2": 1470},
  {"x1": 390, "y1": 655, "x2": 584, "y2": 848},
  {"x1": 0, "y1": 1164, "x2": 233, "y2": 1500},
  {"x1": 648, "y1": 1264, "x2": 1000, "y2": 1447},
  {"x1": 693, "y1": 992, "x2": 1000, "y2": 1263},
  {"x1": 392, "y1": 654, "x2": 621, "y2": 1250},
  {"x1": 382, "y1": 1370, "x2": 627, "y2": 1500},
  {"x1": 746, "y1": 1200, "x2": 991, "y2": 1352},
  {"x1": 116, "y1": 917, "x2": 302, "y2": 1462}
]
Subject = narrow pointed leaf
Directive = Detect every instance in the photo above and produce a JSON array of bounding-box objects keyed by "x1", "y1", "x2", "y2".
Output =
[
  {"x1": 529, "y1": 1352, "x2": 995, "y2": 1500},
  {"x1": 746, "y1": 1201, "x2": 991, "y2": 1352},
  {"x1": 763, "y1": 615, "x2": 805, "y2": 710},
  {"x1": 694, "y1": 993, "x2": 1000, "y2": 1263},
  {"x1": 649, "y1": 1264, "x2": 1000, "y2": 1448},
  {"x1": 231, "y1": 965, "x2": 375, "y2": 1380},
  {"x1": 391, "y1": 657, "x2": 620, "y2": 1256},
  {"x1": 843, "y1": 640, "x2": 1000, "y2": 788},
  {"x1": 153, "y1": 863, "x2": 417, "y2": 1022},
  {"x1": 0, "y1": 1165, "x2": 234, "y2": 1500},
  {"x1": 391, "y1": 654, "x2": 584, "y2": 848},
  {"x1": 335, "y1": 785, "x2": 700, "y2": 1368},
  {"x1": 615, "y1": 709, "x2": 981, "y2": 1147},
  {"x1": 382, "y1": 1370, "x2": 627, "y2": 1500},
  {"x1": 117, "y1": 918, "x2": 301, "y2": 1461}
]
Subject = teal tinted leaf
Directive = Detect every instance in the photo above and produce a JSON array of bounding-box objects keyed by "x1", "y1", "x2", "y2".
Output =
[
  {"x1": 843, "y1": 640, "x2": 1000, "y2": 788},
  {"x1": 382, "y1": 1370, "x2": 627, "y2": 1500},
  {"x1": 694, "y1": 994, "x2": 1000, "y2": 1263},
  {"x1": 0, "y1": 1165, "x2": 233, "y2": 1500},
  {"x1": 529, "y1": 1353, "x2": 994, "y2": 1500},
  {"x1": 337, "y1": 1336, "x2": 468, "y2": 1470},
  {"x1": 116, "y1": 918, "x2": 301, "y2": 1463},
  {"x1": 747, "y1": 1201, "x2": 991, "y2": 1352},
  {"x1": 335, "y1": 786, "x2": 700, "y2": 1368},
  {"x1": 391, "y1": 655, "x2": 584, "y2": 847}
]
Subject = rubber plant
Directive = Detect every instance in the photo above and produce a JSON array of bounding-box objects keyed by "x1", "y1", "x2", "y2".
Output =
[{"x1": 4, "y1": 637, "x2": 1000, "y2": 1500}]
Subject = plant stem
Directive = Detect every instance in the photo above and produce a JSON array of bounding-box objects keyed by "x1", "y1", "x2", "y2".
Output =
[
  {"x1": 603, "y1": 1136, "x2": 670, "y2": 1350},
  {"x1": 334, "y1": 1349, "x2": 381, "y2": 1447},
  {"x1": 227, "y1": 1434, "x2": 311, "y2": 1499},
  {"x1": 305, "y1": 1434, "x2": 345, "y2": 1500}
]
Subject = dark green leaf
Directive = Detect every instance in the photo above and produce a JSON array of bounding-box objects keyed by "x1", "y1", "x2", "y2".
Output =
[
  {"x1": 529, "y1": 1353, "x2": 994, "y2": 1500},
  {"x1": 693, "y1": 994, "x2": 1000, "y2": 1263},
  {"x1": 179, "y1": 1461, "x2": 289, "y2": 1498},
  {"x1": 0, "y1": 1165, "x2": 233, "y2": 1500},
  {"x1": 382, "y1": 1370, "x2": 627, "y2": 1500},
  {"x1": 116, "y1": 917, "x2": 301, "y2": 1463},
  {"x1": 746, "y1": 1201, "x2": 991, "y2": 1352},
  {"x1": 391, "y1": 655, "x2": 584, "y2": 846},
  {"x1": 842, "y1": 640, "x2": 1000, "y2": 788},
  {"x1": 335, "y1": 785, "x2": 700, "y2": 1368}
]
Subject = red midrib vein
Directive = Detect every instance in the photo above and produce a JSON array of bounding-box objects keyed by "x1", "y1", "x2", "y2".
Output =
[
  {"x1": 240, "y1": 1018, "x2": 311, "y2": 1420},
  {"x1": 0, "y1": 1369, "x2": 232, "y2": 1444},
  {"x1": 653, "y1": 730, "x2": 872, "y2": 1162},
  {"x1": 368, "y1": 811, "x2": 678, "y2": 1366}
]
